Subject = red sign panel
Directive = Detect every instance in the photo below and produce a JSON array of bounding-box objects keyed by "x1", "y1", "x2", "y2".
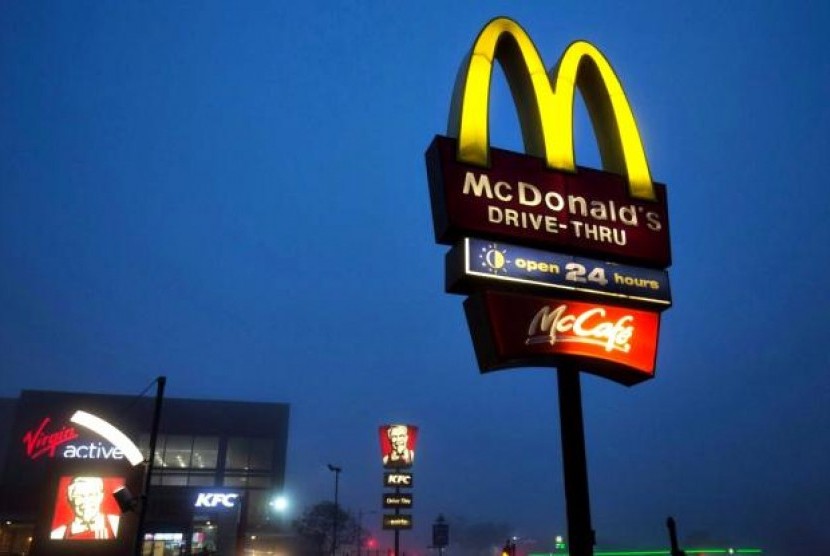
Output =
[
  {"x1": 379, "y1": 424, "x2": 418, "y2": 469},
  {"x1": 464, "y1": 291, "x2": 660, "y2": 385},
  {"x1": 50, "y1": 476, "x2": 125, "y2": 540},
  {"x1": 427, "y1": 135, "x2": 671, "y2": 269},
  {"x1": 378, "y1": 423, "x2": 418, "y2": 469}
]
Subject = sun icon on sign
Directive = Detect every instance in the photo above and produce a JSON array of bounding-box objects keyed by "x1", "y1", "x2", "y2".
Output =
[{"x1": 479, "y1": 244, "x2": 510, "y2": 275}]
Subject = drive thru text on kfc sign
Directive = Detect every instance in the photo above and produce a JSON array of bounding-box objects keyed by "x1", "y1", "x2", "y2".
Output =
[{"x1": 425, "y1": 17, "x2": 671, "y2": 384}]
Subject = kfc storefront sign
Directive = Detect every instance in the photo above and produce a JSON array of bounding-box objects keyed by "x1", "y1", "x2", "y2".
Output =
[
  {"x1": 465, "y1": 291, "x2": 660, "y2": 385},
  {"x1": 194, "y1": 492, "x2": 240, "y2": 509}
]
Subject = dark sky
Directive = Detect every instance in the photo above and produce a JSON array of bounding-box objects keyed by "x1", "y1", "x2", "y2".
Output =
[{"x1": 2, "y1": 2, "x2": 829, "y2": 555}]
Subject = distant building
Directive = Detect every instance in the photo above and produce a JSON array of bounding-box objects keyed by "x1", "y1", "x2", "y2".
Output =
[
  {"x1": 0, "y1": 389, "x2": 290, "y2": 556},
  {"x1": 530, "y1": 548, "x2": 762, "y2": 556}
]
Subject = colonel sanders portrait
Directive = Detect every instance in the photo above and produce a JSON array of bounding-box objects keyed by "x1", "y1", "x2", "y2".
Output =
[{"x1": 50, "y1": 476, "x2": 120, "y2": 540}]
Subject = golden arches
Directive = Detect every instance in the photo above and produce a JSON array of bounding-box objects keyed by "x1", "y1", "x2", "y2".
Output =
[{"x1": 448, "y1": 17, "x2": 656, "y2": 201}]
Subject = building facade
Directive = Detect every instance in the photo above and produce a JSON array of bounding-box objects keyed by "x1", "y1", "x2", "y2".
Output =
[{"x1": 0, "y1": 389, "x2": 290, "y2": 556}]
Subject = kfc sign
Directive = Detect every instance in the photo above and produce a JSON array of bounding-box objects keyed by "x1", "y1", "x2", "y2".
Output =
[
  {"x1": 383, "y1": 514, "x2": 413, "y2": 530},
  {"x1": 50, "y1": 476, "x2": 124, "y2": 541},
  {"x1": 378, "y1": 424, "x2": 418, "y2": 469},
  {"x1": 194, "y1": 492, "x2": 239, "y2": 509},
  {"x1": 384, "y1": 472, "x2": 414, "y2": 488},
  {"x1": 465, "y1": 291, "x2": 660, "y2": 385}
]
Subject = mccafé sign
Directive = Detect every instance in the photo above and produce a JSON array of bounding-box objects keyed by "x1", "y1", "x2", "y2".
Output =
[
  {"x1": 425, "y1": 17, "x2": 671, "y2": 384},
  {"x1": 466, "y1": 292, "x2": 659, "y2": 385}
]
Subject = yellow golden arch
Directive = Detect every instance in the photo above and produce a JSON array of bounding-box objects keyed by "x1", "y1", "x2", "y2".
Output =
[{"x1": 448, "y1": 17, "x2": 656, "y2": 201}]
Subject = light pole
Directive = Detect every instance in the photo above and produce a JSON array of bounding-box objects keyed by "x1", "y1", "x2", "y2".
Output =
[
  {"x1": 135, "y1": 376, "x2": 166, "y2": 556},
  {"x1": 327, "y1": 464, "x2": 342, "y2": 556}
]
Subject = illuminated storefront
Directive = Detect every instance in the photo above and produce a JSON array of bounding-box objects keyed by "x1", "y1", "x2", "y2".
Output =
[{"x1": 0, "y1": 390, "x2": 289, "y2": 556}]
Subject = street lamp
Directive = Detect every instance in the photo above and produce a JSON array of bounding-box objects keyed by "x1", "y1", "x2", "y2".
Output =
[
  {"x1": 327, "y1": 464, "x2": 342, "y2": 556},
  {"x1": 269, "y1": 495, "x2": 289, "y2": 513}
]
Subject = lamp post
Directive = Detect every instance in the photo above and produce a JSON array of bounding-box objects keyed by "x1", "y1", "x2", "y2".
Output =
[
  {"x1": 135, "y1": 376, "x2": 166, "y2": 556},
  {"x1": 327, "y1": 464, "x2": 342, "y2": 556}
]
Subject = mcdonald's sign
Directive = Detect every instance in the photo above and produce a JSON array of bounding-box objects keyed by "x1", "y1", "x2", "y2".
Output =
[
  {"x1": 464, "y1": 291, "x2": 661, "y2": 385},
  {"x1": 426, "y1": 17, "x2": 671, "y2": 269},
  {"x1": 425, "y1": 18, "x2": 671, "y2": 383}
]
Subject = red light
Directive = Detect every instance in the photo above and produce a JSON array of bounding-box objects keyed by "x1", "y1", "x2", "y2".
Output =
[{"x1": 367, "y1": 538, "x2": 377, "y2": 548}]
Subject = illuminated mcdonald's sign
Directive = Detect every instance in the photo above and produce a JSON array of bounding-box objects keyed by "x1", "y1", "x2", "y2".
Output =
[
  {"x1": 464, "y1": 291, "x2": 661, "y2": 385},
  {"x1": 427, "y1": 17, "x2": 671, "y2": 269}
]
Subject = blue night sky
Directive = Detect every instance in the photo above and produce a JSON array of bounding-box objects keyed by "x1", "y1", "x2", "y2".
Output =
[{"x1": 2, "y1": 2, "x2": 829, "y2": 555}]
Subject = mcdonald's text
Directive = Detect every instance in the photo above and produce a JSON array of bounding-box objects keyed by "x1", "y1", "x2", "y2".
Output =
[{"x1": 428, "y1": 135, "x2": 671, "y2": 269}]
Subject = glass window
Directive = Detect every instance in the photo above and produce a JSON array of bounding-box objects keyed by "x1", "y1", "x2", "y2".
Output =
[
  {"x1": 192, "y1": 437, "x2": 219, "y2": 469},
  {"x1": 139, "y1": 434, "x2": 166, "y2": 467},
  {"x1": 161, "y1": 473, "x2": 188, "y2": 486},
  {"x1": 163, "y1": 435, "x2": 193, "y2": 469},
  {"x1": 248, "y1": 439, "x2": 274, "y2": 471},
  {"x1": 225, "y1": 437, "x2": 274, "y2": 470},
  {"x1": 223, "y1": 474, "x2": 271, "y2": 489},
  {"x1": 245, "y1": 475, "x2": 272, "y2": 489},
  {"x1": 222, "y1": 475, "x2": 247, "y2": 487},
  {"x1": 187, "y1": 474, "x2": 215, "y2": 487},
  {"x1": 225, "y1": 438, "x2": 249, "y2": 469}
]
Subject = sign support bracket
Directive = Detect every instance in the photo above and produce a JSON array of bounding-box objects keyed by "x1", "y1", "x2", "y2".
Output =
[{"x1": 557, "y1": 366, "x2": 594, "y2": 556}]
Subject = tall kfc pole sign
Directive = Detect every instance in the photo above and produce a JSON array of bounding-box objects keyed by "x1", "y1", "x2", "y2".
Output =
[
  {"x1": 379, "y1": 424, "x2": 418, "y2": 556},
  {"x1": 425, "y1": 17, "x2": 672, "y2": 556}
]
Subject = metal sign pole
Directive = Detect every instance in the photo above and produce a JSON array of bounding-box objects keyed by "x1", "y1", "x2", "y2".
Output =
[
  {"x1": 557, "y1": 367, "x2": 594, "y2": 556},
  {"x1": 135, "y1": 375, "x2": 166, "y2": 556}
]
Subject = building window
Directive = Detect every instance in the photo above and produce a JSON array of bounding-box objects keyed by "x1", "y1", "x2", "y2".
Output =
[
  {"x1": 225, "y1": 437, "x2": 274, "y2": 471},
  {"x1": 225, "y1": 438, "x2": 249, "y2": 470},
  {"x1": 163, "y1": 435, "x2": 192, "y2": 469},
  {"x1": 139, "y1": 434, "x2": 220, "y2": 485},
  {"x1": 161, "y1": 473, "x2": 188, "y2": 486},
  {"x1": 222, "y1": 474, "x2": 271, "y2": 489},
  {"x1": 192, "y1": 436, "x2": 218, "y2": 469},
  {"x1": 187, "y1": 473, "x2": 216, "y2": 487}
]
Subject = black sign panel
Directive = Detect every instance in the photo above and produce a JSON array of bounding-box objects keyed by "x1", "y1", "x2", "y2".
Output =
[
  {"x1": 433, "y1": 523, "x2": 449, "y2": 548},
  {"x1": 383, "y1": 514, "x2": 413, "y2": 530},
  {"x1": 446, "y1": 237, "x2": 671, "y2": 310},
  {"x1": 426, "y1": 135, "x2": 672, "y2": 269},
  {"x1": 383, "y1": 493, "x2": 413, "y2": 509},
  {"x1": 383, "y1": 472, "x2": 413, "y2": 488}
]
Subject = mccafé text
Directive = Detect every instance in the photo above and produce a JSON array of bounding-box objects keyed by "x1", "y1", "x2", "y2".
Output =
[{"x1": 527, "y1": 304, "x2": 634, "y2": 353}]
